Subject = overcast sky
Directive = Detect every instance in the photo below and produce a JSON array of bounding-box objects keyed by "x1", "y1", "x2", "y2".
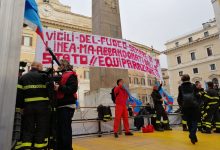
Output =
[{"x1": 59, "y1": 0, "x2": 215, "y2": 68}]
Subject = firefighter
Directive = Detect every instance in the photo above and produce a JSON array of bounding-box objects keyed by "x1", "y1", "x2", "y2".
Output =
[
  {"x1": 151, "y1": 83, "x2": 172, "y2": 131},
  {"x1": 17, "y1": 62, "x2": 50, "y2": 150},
  {"x1": 201, "y1": 82, "x2": 220, "y2": 134},
  {"x1": 54, "y1": 59, "x2": 78, "y2": 150},
  {"x1": 194, "y1": 81, "x2": 205, "y2": 131},
  {"x1": 113, "y1": 79, "x2": 133, "y2": 138}
]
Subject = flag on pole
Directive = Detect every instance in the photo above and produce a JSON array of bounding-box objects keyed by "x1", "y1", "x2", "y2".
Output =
[
  {"x1": 123, "y1": 85, "x2": 143, "y2": 115},
  {"x1": 24, "y1": 0, "x2": 44, "y2": 42},
  {"x1": 156, "y1": 82, "x2": 174, "y2": 113}
]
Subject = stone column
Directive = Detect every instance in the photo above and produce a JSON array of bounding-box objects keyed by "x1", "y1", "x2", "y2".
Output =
[
  {"x1": 212, "y1": 0, "x2": 220, "y2": 30},
  {"x1": 90, "y1": 0, "x2": 129, "y2": 90},
  {"x1": 0, "y1": 0, "x2": 25, "y2": 149}
]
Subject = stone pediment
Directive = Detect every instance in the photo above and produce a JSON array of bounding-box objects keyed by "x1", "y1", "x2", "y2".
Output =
[
  {"x1": 208, "y1": 74, "x2": 220, "y2": 79},
  {"x1": 36, "y1": 0, "x2": 92, "y2": 30},
  {"x1": 37, "y1": 0, "x2": 72, "y2": 14}
]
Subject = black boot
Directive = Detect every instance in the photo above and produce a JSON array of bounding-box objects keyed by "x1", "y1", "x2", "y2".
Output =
[
  {"x1": 164, "y1": 124, "x2": 172, "y2": 131},
  {"x1": 114, "y1": 133, "x2": 119, "y2": 138},
  {"x1": 214, "y1": 129, "x2": 220, "y2": 133},
  {"x1": 125, "y1": 132, "x2": 133, "y2": 136},
  {"x1": 198, "y1": 127, "x2": 202, "y2": 132},
  {"x1": 201, "y1": 128, "x2": 212, "y2": 134},
  {"x1": 189, "y1": 136, "x2": 196, "y2": 144},
  {"x1": 182, "y1": 124, "x2": 188, "y2": 131},
  {"x1": 155, "y1": 125, "x2": 164, "y2": 132}
]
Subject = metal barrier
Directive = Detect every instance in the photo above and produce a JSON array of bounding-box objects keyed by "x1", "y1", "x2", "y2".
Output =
[{"x1": 71, "y1": 105, "x2": 182, "y2": 137}]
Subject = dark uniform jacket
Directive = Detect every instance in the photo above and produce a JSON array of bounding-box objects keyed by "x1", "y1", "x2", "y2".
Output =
[
  {"x1": 194, "y1": 88, "x2": 205, "y2": 106},
  {"x1": 17, "y1": 69, "x2": 49, "y2": 105},
  {"x1": 202, "y1": 88, "x2": 219, "y2": 106},
  {"x1": 151, "y1": 84, "x2": 162, "y2": 106}
]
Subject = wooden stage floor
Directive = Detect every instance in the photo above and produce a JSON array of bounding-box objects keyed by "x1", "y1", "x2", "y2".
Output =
[{"x1": 73, "y1": 129, "x2": 220, "y2": 150}]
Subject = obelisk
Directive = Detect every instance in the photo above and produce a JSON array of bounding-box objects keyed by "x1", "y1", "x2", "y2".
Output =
[
  {"x1": 0, "y1": 0, "x2": 25, "y2": 149},
  {"x1": 212, "y1": 0, "x2": 220, "y2": 30},
  {"x1": 90, "y1": 0, "x2": 129, "y2": 90}
]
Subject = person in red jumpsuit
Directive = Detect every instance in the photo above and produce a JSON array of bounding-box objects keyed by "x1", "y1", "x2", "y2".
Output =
[{"x1": 114, "y1": 79, "x2": 133, "y2": 138}]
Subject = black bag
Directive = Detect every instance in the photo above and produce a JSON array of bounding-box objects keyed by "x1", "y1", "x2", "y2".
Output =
[
  {"x1": 181, "y1": 84, "x2": 198, "y2": 108},
  {"x1": 110, "y1": 87, "x2": 116, "y2": 103},
  {"x1": 134, "y1": 116, "x2": 144, "y2": 130},
  {"x1": 128, "y1": 107, "x2": 133, "y2": 117},
  {"x1": 97, "y1": 105, "x2": 112, "y2": 122}
]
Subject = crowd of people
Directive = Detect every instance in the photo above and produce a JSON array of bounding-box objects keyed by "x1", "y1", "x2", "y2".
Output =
[
  {"x1": 14, "y1": 59, "x2": 220, "y2": 149},
  {"x1": 177, "y1": 74, "x2": 220, "y2": 144},
  {"x1": 15, "y1": 59, "x2": 78, "y2": 150}
]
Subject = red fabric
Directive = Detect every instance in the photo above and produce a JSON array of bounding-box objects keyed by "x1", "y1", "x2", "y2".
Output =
[
  {"x1": 57, "y1": 71, "x2": 77, "y2": 99},
  {"x1": 142, "y1": 125, "x2": 154, "y2": 133},
  {"x1": 114, "y1": 105, "x2": 130, "y2": 133},
  {"x1": 114, "y1": 85, "x2": 129, "y2": 106}
]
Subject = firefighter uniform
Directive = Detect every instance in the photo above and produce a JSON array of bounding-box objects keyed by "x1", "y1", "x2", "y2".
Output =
[
  {"x1": 151, "y1": 84, "x2": 172, "y2": 131},
  {"x1": 195, "y1": 88, "x2": 205, "y2": 131},
  {"x1": 201, "y1": 89, "x2": 220, "y2": 133},
  {"x1": 17, "y1": 68, "x2": 50, "y2": 149}
]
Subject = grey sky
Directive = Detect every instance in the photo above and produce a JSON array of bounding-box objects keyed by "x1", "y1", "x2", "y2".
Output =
[{"x1": 59, "y1": 0, "x2": 215, "y2": 68}]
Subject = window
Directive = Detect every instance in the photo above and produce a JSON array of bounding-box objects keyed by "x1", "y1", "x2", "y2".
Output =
[
  {"x1": 207, "y1": 47, "x2": 213, "y2": 56},
  {"x1": 175, "y1": 42, "x2": 179, "y2": 47},
  {"x1": 148, "y1": 79, "x2": 152, "y2": 86},
  {"x1": 129, "y1": 77, "x2": 132, "y2": 84},
  {"x1": 204, "y1": 31, "x2": 209, "y2": 37},
  {"x1": 43, "y1": 0, "x2": 50, "y2": 3},
  {"x1": 188, "y1": 37, "x2": 193, "y2": 43},
  {"x1": 177, "y1": 56, "x2": 182, "y2": 64},
  {"x1": 179, "y1": 71, "x2": 183, "y2": 76},
  {"x1": 191, "y1": 52, "x2": 196, "y2": 60},
  {"x1": 84, "y1": 71, "x2": 90, "y2": 79},
  {"x1": 142, "y1": 96, "x2": 146, "y2": 103},
  {"x1": 164, "y1": 81, "x2": 166, "y2": 86},
  {"x1": 141, "y1": 78, "x2": 145, "y2": 85},
  {"x1": 22, "y1": 36, "x2": 32, "y2": 47},
  {"x1": 134, "y1": 77, "x2": 139, "y2": 85},
  {"x1": 210, "y1": 64, "x2": 216, "y2": 71},
  {"x1": 193, "y1": 68, "x2": 198, "y2": 74}
]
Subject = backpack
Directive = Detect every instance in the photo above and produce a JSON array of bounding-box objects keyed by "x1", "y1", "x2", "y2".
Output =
[
  {"x1": 181, "y1": 84, "x2": 198, "y2": 108},
  {"x1": 110, "y1": 87, "x2": 117, "y2": 104},
  {"x1": 134, "y1": 116, "x2": 144, "y2": 130},
  {"x1": 97, "y1": 105, "x2": 112, "y2": 122}
]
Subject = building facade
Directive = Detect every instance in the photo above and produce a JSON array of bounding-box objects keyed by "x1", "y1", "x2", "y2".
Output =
[
  {"x1": 20, "y1": 0, "x2": 160, "y2": 106},
  {"x1": 161, "y1": 68, "x2": 170, "y2": 93},
  {"x1": 164, "y1": 19, "x2": 220, "y2": 100}
]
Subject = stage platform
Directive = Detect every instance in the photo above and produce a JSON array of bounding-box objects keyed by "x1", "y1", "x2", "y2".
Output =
[{"x1": 73, "y1": 129, "x2": 220, "y2": 150}]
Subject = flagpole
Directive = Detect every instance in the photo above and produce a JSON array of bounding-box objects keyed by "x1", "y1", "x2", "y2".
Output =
[{"x1": 0, "y1": 0, "x2": 25, "y2": 149}]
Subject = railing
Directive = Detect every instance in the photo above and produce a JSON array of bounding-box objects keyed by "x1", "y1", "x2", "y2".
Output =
[{"x1": 71, "y1": 105, "x2": 182, "y2": 137}]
